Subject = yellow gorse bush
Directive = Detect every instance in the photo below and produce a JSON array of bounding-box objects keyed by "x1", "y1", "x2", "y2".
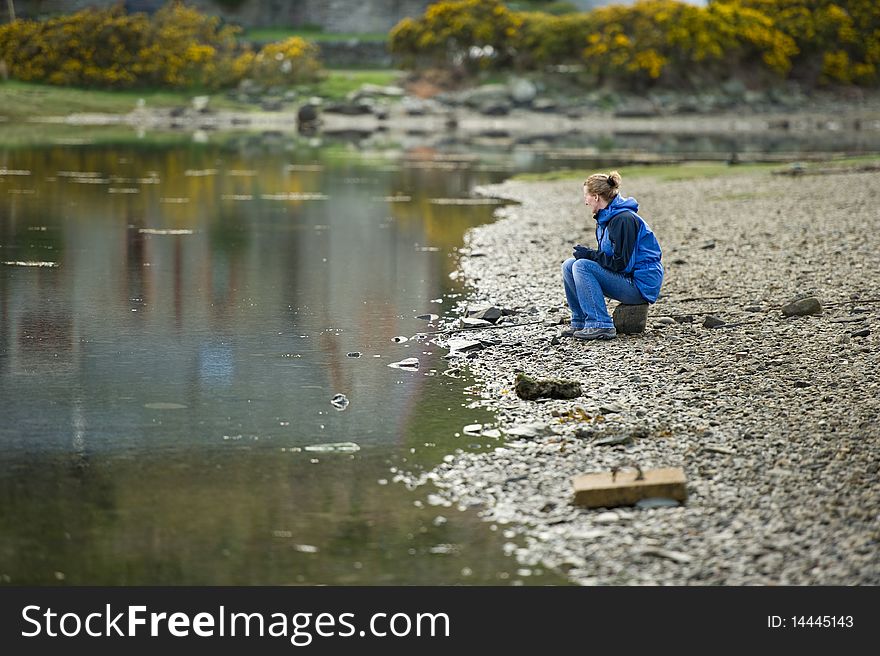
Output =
[
  {"x1": 731, "y1": 0, "x2": 879, "y2": 84},
  {"x1": 390, "y1": 0, "x2": 878, "y2": 88},
  {"x1": 0, "y1": 1, "x2": 322, "y2": 89},
  {"x1": 390, "y1": 0, "x2": 523, "y2": 70},
  {"x1": 238, "y1": 37, "x2": 323, "y2": 87}
]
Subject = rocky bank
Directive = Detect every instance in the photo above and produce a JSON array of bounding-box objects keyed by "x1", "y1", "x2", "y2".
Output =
[{"x1": 404, "y1": 168, "x2": 880, "y2": 585}]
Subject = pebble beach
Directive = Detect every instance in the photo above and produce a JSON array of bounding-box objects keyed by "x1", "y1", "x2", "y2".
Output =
[{"x1": 406, "y1": 167, "x2": 880, "y2": 585}]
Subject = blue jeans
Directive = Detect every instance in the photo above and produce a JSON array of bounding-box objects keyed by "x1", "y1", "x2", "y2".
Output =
[{"x1": 561, "y1": 257, "x2": 646, "y2": 329}]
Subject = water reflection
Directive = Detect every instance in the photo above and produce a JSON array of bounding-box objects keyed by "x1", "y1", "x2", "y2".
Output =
[{"x1": 0, "y1": 140, "x2": 564, "y2": 584}]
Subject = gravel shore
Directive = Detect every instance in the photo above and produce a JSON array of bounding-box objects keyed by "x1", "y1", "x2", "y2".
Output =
[{"x1": 407, "y1": 168, "x2": 880, "y2": 585}]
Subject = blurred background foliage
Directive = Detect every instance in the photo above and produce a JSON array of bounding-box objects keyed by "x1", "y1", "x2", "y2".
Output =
[{"x1": 390, "y1": 0, "x2": 879, "y2": 88}]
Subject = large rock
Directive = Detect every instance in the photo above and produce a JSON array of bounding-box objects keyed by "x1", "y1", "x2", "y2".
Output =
[
  {"x1": 480, "y1": 101, "x2": 511, "y2": 116},
  {"x1": 323, "y1": 101, "x2": 373, "y2": 115},
  {"x1": 460, "y1": 84, "x2": 509, "y2": 108},
  {"x1": 508, "y1": 78, "x2": 537, "y2": 104},
  {"x1": 297, "y1": 104, "x2": 319, "y2": 125},
  {"x1": 613, "y1": 100, "x2": 659, "y2": 118},
  {"x1": 612, "y1": 303, "x2": 649, "y2": 334},
  {"x1": 781, "y1": 296, "x2": 823, "y2": 317},
  {"x1": 515, "y1": 373, "x2": 582, "y2": 400}
]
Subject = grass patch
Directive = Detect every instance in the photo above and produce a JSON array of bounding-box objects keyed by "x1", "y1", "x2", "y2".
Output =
[
  {"x1": 303, "y1": 69, "x2": 402, "y2": 101},
  {"x1": 512, "y1": 162, "x2": 776, "y2": 182},
  {"x1": 0, "y1": 72, "x2": 401, "y2": 121},
  {"x1": 511, "y1": 156, "x2": 880, "y2": 183},
  {"x1": 0, "y1": 123, "x2": 224, "y2": 149},
  {"x1": 0, "y1": 80, "x2": 253, "y2": 122}
]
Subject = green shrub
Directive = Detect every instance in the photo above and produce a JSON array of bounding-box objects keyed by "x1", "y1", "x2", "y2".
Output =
[{"x1": 0, "y1": 1, "x2": 323, "y2": 90}]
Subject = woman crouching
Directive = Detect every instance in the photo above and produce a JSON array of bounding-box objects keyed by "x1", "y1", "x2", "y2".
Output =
[{"x1": 561, "y1": 171, "x2": 663, "y2": 340}]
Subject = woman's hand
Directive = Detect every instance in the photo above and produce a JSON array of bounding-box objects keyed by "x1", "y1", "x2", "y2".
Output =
[{"x1": 573, "y1": 244, "x2": 595, "y2": 260}]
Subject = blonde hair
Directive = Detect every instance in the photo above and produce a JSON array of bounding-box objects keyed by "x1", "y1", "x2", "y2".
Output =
[{"x1": 584, "y1": 171, "x2": 621, "y2": 202}]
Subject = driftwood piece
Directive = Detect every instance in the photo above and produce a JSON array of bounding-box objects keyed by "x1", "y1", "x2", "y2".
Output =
[{"x1": 572, "y1": 466, "x2": 687, "y2": 508}]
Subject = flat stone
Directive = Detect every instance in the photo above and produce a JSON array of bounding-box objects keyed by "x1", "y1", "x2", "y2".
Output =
[
  {"x1": 594, "y1": 434, "x2": 634, "y2": 447},
  {"x1": 851, "y1": 328, "x2": 871, "y2": 337},
  {"x1": 447, "y1": 338, "x2": 484, "y2": 353},
  {"x1": 781, "y1": 296, "x2": 823, "y2": 317},
  {"x1": 633, "y1": 547, "x2": 693, "y2": 564},
  {"x1": 304, "y1": 442, "x2": 360, "y2": 453},
  {"x1": 703, "y1": 315, "x2": 726, "y2": 328},
  {"x1": 388, "y1": 357, "x2": 419, "y2": 369},
  {"x1": 635, "y1": 497, "x2": 682, "y2": 509},
  {"x1": 467, "y1": 306, "x2": 504, "y2": 323},
  {"x1": 505, "y1": 422, "x2": 551, "y2": 439},
  {"x1": 461, "y1": 317, "x2": 492, "y2": 328}
]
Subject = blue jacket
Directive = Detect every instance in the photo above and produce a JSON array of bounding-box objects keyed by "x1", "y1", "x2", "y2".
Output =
[{"x1": 590, "y1": 194, "x2": 664, "y2": 303}]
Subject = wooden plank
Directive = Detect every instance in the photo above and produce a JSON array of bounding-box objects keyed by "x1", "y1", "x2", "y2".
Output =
[{"x1": 572, "y1": 467, "x2": 687, "y2": 508}]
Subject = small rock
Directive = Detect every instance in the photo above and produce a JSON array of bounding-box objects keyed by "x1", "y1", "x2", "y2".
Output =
[
  {"x1": 304, "y1": 442, "x2": 360, "y2": 453},
  {"x1": 392, "y1": 335, "x2": 408, "y2": 343},
  {"x1": 346, "y1": 351, "x2": 362, "y2": 358},
  {"x1": 781, "y1": 296, "x2": 823, "y2": 317},
  {"x1": 655, "y1": 316, "x2": 676, "y2": 326},
  {"x1": 598, "y1": 402, "x2": 624, "y2": 414},
  {"x1": 851, "y1": 328, "x2": 871, "y2": 338},
  {"x1": 793, "y1": 380, "x2": 811, "y2": 388},
  {"x1": 594, "y1": 512, "x2": 620, "y2": 524},
  {"x1": 388, "y1": 357, "x2": 419, "y2": 369},
  {"x1": 505, "y1": 422, "x2": 551, "y2": 439},
  {"x1": 703, "y1": 315, "x2": 726, "y2": 328},
  {"x1": 467, "y1": 306, "x2": 505, "y2": 323},
  {"x1": 635, "y1": 497, "x2": 681, "y2": 509},
  {"x1": 634, "y1": 547, "x2": 692, "y2": 563},
  {"x1": 480, "y1": 101, "x2": 511, "y2": 116},
  {"x1": 744, "y1": 305, "x2": 762, "y2": 312},
  {"x1": 594, "y1": 434, "x2": 633, "y2": 447},
  {"x1": 700, "y1": 240, "x2": 716, "y2": 249},
  {"x1": 463, "y1": 424, "x2": 483, "y2": 435}
]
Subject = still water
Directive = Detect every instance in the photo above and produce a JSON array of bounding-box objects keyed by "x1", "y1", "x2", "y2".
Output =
[{"x1": 0, "y1": 136, "x2": 566, "y2": 584}]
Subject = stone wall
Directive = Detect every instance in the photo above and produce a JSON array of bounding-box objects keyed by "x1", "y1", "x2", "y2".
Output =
[{"x1": 6, "y1": 0, "x2": 434, "y2": 32}]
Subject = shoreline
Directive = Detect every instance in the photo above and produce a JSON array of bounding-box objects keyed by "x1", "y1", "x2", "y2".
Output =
[
  {"x1": 35, "y1": 103, "x2": 880, "y2": 140},
  {"x1": 407, "y1": 169, "x2": 880, "y2": 585}
]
